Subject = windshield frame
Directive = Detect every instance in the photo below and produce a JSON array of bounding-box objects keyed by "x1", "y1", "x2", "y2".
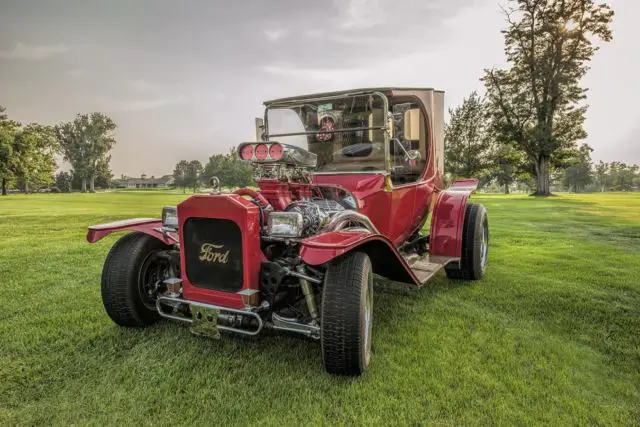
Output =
[{"x1": 263, "y1": 91, "x2": 391, "y2": 175}]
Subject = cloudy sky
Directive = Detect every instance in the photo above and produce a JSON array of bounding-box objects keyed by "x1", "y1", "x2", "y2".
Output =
[{"x1": 0, "y1": 0, "x2": 637, "y2": 177}]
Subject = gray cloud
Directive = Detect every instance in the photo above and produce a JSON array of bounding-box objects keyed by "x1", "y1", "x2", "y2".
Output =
[{"x1": 0, "y1": 42, "x2": 69, "y2": 60}]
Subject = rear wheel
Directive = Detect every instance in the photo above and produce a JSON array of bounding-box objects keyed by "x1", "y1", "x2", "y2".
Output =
[
  {"x1": 101, "y1": 232, "x2": 172, "y2": 327},
  {"x1": 321, "y1": 251, "x2": 373, "y2": 376},
  {"x1": 445, "y1": 203, "x2": 489, "y2": 280}
]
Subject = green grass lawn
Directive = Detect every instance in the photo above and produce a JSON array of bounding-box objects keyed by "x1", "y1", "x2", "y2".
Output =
[{"x1": 1, "y1": 191, "x2": 639, "y2": 425}]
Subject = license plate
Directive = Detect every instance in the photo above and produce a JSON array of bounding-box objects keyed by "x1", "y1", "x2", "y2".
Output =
[{"x1": 190, "y1": 305, "x2": 221, "y2": 339}]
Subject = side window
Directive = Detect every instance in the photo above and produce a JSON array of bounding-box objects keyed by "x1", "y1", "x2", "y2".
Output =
[{"x1": 391, "y1": 102, "x2": 428, "y2": 185}]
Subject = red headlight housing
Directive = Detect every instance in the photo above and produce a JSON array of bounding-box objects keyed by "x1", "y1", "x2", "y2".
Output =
[
  {"x1": 269, "y1": 143, "x2": 283, "y2": 160},
  {"x1": 255, "y1": 143, "x2": 268, "y2": 161},
  {"x1": 239, "y1": 144, "x2": 254, "y2": 160}
]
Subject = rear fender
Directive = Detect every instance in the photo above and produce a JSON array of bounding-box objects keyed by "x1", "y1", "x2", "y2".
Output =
[
  {"x1": 429, "y1": 178, "x2": 478, "y2": 261},
  {"x1": 300, "y1": 231, "x2": 418, "y2": 285},
  {"x1": 86, "y1": 218, "x2": 177, "y2": 245}
]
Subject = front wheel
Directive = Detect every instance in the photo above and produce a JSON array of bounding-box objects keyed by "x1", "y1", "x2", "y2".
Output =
[
  {"x1": 101, "y1": 232, "x2": 172, "y2": 327},
  {"x1": 321, "y1": 251, "x2": 374, "y2": 376},
  {"x1": 445, "y1": 203, "x2": 489, "y2": 280}
]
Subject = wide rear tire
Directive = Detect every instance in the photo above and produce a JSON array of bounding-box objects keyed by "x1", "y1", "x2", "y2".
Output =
[
  {"x1": 101, "y1": 232, "x2": 172, "y2": 327},
  {"x1": 321, "y1": 251, "x2": 374, "y2": 376},
  {"x1": 445, "y1": 203, "x2": 489, "y2": 280}
]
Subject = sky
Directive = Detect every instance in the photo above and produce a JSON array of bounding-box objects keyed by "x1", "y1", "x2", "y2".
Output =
[{"x1": 0, "y1": 0, "x2": 637, "y2": 177}]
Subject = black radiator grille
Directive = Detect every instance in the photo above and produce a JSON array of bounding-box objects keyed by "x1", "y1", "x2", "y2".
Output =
[{"x1": 183, "y1": 218, "x2": 243, "y2": 292}]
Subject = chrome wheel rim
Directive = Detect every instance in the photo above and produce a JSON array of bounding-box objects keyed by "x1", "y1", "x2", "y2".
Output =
[{"x1": 480, "y1": 222, "x2": 489, "y2": 268}]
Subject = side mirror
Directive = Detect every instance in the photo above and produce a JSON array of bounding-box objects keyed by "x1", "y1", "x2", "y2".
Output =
[{"x1": 255, "y1": 118, "x2": 265, "y2": 141}]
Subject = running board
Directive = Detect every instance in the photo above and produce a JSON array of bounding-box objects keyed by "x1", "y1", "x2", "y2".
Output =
[{"x1": 403, "y1": 254, "x2": 454, "y2": 285}]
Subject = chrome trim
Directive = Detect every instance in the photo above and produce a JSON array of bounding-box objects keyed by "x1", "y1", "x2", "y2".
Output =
[
  {"x1": 312, "y1": 170, "x2": 388, "y2": 176},
  {"x1": 325, "y1": 210, "x2": 379, "y2": 234},
  {"x1": 481, "y1": 223, "x2": 489, "y2": 268},
  {"x1": 268, "y1": 126, "x2": 385, "y2": 139},
  {"x1": 156, "y1": 296, "x2": 264, "y2": 336},
  {"x1": 154, "y1": 227, "x2": 179, "y2": 244},
  {"x1": 270, "y1": 313, "x2": 320, "y2": 339},
  {"x1": 265, "y1": 90, "x2": 386, "y2": 106}
]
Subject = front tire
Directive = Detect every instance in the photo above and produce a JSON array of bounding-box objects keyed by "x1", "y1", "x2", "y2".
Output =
[
  {"x1": 321, "y1": 251, "x2": 374, "y2": 376},
  {"x1": 101, "y1": 232, "x2": 172, "y2": 327},
  {"x1": 445, "y1": 203, "x2": 489, "y2": 280}
]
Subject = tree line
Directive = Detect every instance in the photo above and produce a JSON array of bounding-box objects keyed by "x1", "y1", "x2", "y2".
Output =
[
  {"x1": 445, "y1": 92, "x2": 639, "y2": 193},
  {"x1": 0, "y1": 106, "x2": 116, "y2": 195},
  {"x1": 445, "y1": 0, "x2": 616, "y2": 195},
  {"x1": 172, "y1": 147, "x2": 254, "y2": 192}
]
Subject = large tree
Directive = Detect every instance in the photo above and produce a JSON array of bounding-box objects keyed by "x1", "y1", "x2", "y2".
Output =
[
  {"x1": 13, "y1": 124, "x2": 58, "y2": 193},
  {"x1": 444, "y1": 92, "x2": 492, "y2": 181},
  {"x1": 56, "y1": 113, "x2": 117, "y2": 192},
  {"x1": 483, "y1": 0, "x2": 613, "y2": 195},
  {"x1": 0, "y1": 112, "x2": 58, "y2": 194}
]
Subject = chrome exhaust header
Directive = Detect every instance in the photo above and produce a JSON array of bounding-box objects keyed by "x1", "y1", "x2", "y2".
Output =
[
  {"x1": 156, "y1": 295, "x2": 264, "y2": 336},
  {"x1": 325, "y1": 210, "x2": 379, "y2": 234}
]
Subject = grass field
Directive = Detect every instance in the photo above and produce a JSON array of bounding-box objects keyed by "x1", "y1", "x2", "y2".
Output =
[{"x1": 1, "y1": 191, "x2": 639, "y2": 425}]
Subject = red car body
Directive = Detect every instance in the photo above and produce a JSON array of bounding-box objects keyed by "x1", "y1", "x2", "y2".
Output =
[{"x1": 88, "y1": 88, "x2": 487, "y2": 375}]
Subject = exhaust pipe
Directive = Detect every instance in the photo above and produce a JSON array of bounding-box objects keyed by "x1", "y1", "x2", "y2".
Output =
[{"x1": 325, "y1": 210, "x2": 379, "y2": 234}]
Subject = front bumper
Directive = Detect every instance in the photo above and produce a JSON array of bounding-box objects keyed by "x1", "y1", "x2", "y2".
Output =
[{"x1": 156, "y1": 295, "x2": 264, "y2": 336}]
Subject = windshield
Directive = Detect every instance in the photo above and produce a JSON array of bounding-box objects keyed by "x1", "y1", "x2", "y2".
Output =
[{"x1": 265, "y1": 94, "x2": 388, "y2": 172}]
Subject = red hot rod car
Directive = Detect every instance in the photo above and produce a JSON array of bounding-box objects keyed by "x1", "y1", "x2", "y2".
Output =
[{"x1": 88, "y1": 88, "x2": 489, "y2": 376}]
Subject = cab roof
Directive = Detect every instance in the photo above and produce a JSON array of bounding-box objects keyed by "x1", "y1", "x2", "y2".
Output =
[{"x1": 264, "y1": 87, "x2": 445, "y2": 106}]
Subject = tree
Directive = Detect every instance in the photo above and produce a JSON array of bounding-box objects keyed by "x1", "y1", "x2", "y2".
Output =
[
  {"x1": 172, "y1": 160, "x2": 189, "y2": 192},
  {"x1": 185, "y1": 160, "x2": 203, "y2": 192},
  {"x1": 13, "y1": 124, "x2": 58, "y2": 193},
  {"x1": 608, "y1": 161, "x2": 638, "y2": 191},
  {"x1": 55, "y1": 171, "x2": 73, "y2": 192},
  {"x1": 489, "y1": 143, "x2": 528, "y2": 193},
  {"x1": 562, "y1": 143, "x2": 593, "y2": 192},
  {"x1": 0, "y1": 112, "x2": 58, "y2": 195},
  {"x1": 483, "y1": 0, "x2": 614, "y2": 195},
  {"x1": 0, "y1": 121, "x2": 17, "y2": 195},
  {"x1": 444, "y1": 92, "x2": 492, "y2": 181},
  {"x1": 56, "y1": 113, "x2": 117, "y2": 192},
  {"x1": 594, "y1": 160, "x2": 609, "y2": 192},
  {"x1": 201, "y1": 147, "x2": 254, "y2": 189},
  {"x1": 94, "y1": 159, "x2": 113, "y2": 188},
  {"x1": 70, "y1": 161, "x2": 112, "y2": 190}
]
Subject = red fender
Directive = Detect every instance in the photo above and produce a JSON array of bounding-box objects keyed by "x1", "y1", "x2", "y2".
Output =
[
  {"x1": 300, "y1": 230, "x2": 419, "y2": 285},
  {"x1": 86, "y1": 218, "x2": 177, "y2": 245},
  {"x1": 429, "y1": 178, "x2": 478, "y2": 260}
]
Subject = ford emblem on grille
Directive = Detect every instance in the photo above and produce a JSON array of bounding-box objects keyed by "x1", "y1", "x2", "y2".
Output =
[{"x1": 183, "y1": 218, "x2": 243, "y2": 292}]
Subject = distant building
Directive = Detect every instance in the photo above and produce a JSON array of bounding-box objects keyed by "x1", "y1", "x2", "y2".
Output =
[{"x1": 115, "y1": 174, "x2": 174, "y2": 189}]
